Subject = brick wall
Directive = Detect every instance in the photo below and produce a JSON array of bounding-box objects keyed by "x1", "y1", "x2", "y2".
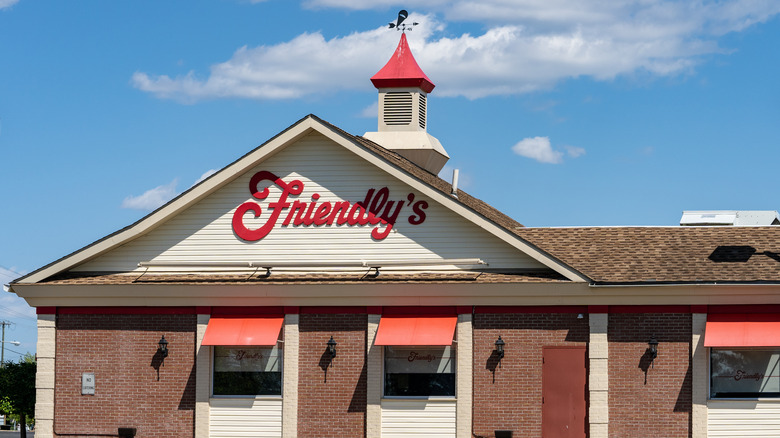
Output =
[
  {"x1": 298, "y1": 313, "x2": 367, "y2": 438},
  {"x1": 55, "y1": 313, "x2": 196, "y2": 438},
  {"x1": 608, "y1": 313, "x2": 691, "y2": 438},
  {"x1": 473, "y1": 313, "x2": 589, "y2": 438}
]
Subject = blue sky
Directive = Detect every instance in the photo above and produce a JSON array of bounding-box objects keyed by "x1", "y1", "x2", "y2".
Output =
[{"x1": 1, "y1": 0, "x2": 779, "y2": 359}]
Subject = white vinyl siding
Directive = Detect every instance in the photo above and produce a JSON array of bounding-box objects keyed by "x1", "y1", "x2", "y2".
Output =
[
  {"x1": 708, "y1": 400, "x2": 780, "y2": 437},
  {"x1": 209, "y1": 398, "x2": 282, "y2": 438},
  {"x1": 75, "y1": 132, "x2": 543, "y2": 272},
  {"x1": 381, "y1": 398, "x2": 456, "y2": 437}
]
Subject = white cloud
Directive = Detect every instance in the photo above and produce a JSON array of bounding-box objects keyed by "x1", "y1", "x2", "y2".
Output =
[
  {"x1": 132, "y1": 23, "x2": 427, "y2": 102},
  {"x1": 512, "y1": 136, "x2": 562, "y2": 164},
  {"x1": 193, "y1": 169, "x2": 218, "y2": 186},
  {"x1": 0, "y1": 0, "x2": 19, "y2": 10},
  {"x1": 133, "y1": 1, "x2": 780, "y2": 101},
  {"x1": 512, "y1": 139, "x2": 585, "y2": 163},
  {"x1": 303, "y1": 0, "x2": 449, "y2": 10},
  {"x1": 359, "y1": 102, "x2": 378, "y2": 118},
  {"x1": 120, "y1": 169, "x2": 221, "y2": 211},
  {"x1": 565, "y1": 145, "x2": 586, "y2": 158},
  {"x1": 121, "y1": 179, "x2": 179, "y2": 210}
]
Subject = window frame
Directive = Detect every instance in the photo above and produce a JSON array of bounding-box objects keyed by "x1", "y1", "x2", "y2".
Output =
[
  {"x1": 382, "y1": 344, "x2": 457, "y2": 399},
  {"x1": 210, "y1": 343, "x2": 284, "y2": 399},
  {"x1": 709, "y1": 347, "x2": 780, "y2": 400}
]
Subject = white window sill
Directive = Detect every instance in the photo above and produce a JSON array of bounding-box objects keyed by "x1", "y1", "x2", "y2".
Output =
[
  {"x1": 382, "y1": 396, "x2": 456, "y2": 401},
  {"x1": 210, "y1": 395, "x2": 283, "y2": 400}
]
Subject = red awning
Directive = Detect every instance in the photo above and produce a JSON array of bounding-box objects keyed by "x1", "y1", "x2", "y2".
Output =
[
  {"x1": 202, "y1": 317, "x2": 283, "y2": 346},
  {"x1": 374, "y1": 316, "x2": 457, "y2": 346},
  {"x1": 704, "y1": 314, "x2": 780, "y2": 347}
]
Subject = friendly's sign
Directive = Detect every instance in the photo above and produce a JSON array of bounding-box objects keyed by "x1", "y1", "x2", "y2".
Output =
[{"x1": 232, "y1": 171, "x2": 428, "y2": 241}]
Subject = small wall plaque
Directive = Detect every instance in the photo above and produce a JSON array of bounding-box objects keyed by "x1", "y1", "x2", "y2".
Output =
[{"x1": 82, "y1": 372, "x2": 95, "y2": 395}]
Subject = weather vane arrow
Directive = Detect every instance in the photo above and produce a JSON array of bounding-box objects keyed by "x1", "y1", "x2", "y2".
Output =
[{"x1": 388, "y1": 9, "x2": 418, "y2": 32}]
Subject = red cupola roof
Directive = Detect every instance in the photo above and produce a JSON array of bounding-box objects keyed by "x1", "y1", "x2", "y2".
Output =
[{"x1": 371, "y1": 33, "x2": 435, "y2": 93}]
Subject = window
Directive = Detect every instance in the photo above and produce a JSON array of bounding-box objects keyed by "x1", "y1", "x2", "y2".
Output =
[
  {"x1": 384, "y1": 346, "x2": 455, "y2": 397},
  {"x1": 711, "y1": 349, "x2": 780, "y2": 398},
  {"x1": 213, "y1": 345, "x2": 282, "y2": 396}
]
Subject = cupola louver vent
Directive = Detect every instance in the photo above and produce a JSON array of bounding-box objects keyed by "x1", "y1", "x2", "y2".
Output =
[
  {"x1": 418, "y1": 93, "x2": 426, "y2": 129},
  {"x1": 383, "y1": 92, "x2": 413, "y2": 126}
]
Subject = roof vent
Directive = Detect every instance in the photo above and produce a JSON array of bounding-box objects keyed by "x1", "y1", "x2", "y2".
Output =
[
  {"x1": 680, "y1": 210, "x2": 780, "y2": 226},
  {"x1": 383, "y1": 92, "x2": 413, "y2": 126},
  {"x1": 418, "y1": 93, "x2": 426, "y2": 129}
]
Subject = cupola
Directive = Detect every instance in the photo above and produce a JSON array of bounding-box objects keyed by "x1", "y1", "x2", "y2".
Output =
[{"x1": 364, "y1": 33, "x2": 449, "y2": 174}]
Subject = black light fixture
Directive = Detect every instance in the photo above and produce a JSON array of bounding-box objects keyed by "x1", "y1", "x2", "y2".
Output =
[
  {"x1": 648, "y1": 336, "x2": 658, "y2": 367},
  {"x1": 327, "y1": 336, "x2": 337, "y2": 358},
  {"x1": 495, "y1": 335, "x2": 505, "y2": 359},
  {"x1": 158, "y1": 335, "x2": 169, "y2": 359}
]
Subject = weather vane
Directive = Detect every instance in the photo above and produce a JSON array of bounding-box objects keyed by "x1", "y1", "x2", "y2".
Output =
[{"x1": 388, "y1": 9, "x2": 418, "y2": 32}]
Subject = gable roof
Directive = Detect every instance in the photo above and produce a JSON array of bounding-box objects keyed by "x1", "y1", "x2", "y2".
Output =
[
  {"x1": 515, "y1": 226, "x2": 780, "y2": 284},
  {"x1": 12, "y1": 114, "x2": 586, "y2": 285}
]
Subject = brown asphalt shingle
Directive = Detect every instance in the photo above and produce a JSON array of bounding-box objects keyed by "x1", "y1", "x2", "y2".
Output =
[{"x1": 515, "y1": 227, "x2": 780, "y2": 284}]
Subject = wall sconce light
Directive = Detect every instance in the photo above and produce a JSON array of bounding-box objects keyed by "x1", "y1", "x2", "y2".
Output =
[
  {"x1": 648, "y1": 336, "x2": 658, "y2": 367},
  {"x1": 495, "y1": 335, "x2": 505, "y2": 360},
  {"x1": 327, "y1": 336, "x2": 337, "y2": 358},
  {"x1": 158, "y1": 335, "x2": 169, "y2": 359}
]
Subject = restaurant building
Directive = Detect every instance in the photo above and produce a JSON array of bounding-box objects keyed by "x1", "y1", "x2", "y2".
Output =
[{"x1": 10, "y1": 32, "x2": 780, "y2": 438}]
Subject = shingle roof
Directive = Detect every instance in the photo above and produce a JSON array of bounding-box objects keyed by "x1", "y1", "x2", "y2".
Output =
[
  {"x1": 515, "y1": 227, "x2": 780, "y2": 284},
  {"x1": 17, "y1": 115, "x2": 780, "y2": 287}
]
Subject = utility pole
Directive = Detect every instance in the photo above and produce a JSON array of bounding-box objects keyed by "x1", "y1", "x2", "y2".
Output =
[
  {"x1": 0, "y1": 320, "x2": 15, "y2": 366},
  {"x1": 1, "y1": 320, "x2": 7, "y2": 364}
]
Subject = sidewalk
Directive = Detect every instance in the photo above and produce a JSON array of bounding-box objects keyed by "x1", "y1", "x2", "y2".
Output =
[{"x1": 0, "y1": 431, "x2": 34, "y2": 438}]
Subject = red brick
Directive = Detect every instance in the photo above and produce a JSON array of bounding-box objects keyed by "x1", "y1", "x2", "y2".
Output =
[
  {"x1": 297, "y1": 313, "x2": 367, "y2": 438},
  {"x1": 55, "y1": 313, "x2": 196, "y2": 438},
  {"x1": 473, "y1": 313, "x2": 589, "y2": 437},
  {"x1": 608, "y1": 313, "x2": 691, "y2": 438}
]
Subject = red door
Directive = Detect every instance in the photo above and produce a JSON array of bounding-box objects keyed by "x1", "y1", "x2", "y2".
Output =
[{"x1": 542, "y1": 346, "x2": 587, "y2": 438}]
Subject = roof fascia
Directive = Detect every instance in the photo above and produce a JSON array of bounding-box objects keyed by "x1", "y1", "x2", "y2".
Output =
[
  {"x1": 16, "y1": 281, "x2": 780, "y2": 307},
  {"x1": 17, "y1": 116, "x2": 323, "y2": 284}
]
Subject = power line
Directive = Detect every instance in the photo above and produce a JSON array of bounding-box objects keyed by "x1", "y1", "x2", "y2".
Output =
[
  {"x1": 0, "y1": 305, "x2": 37, "y2": 322},
  {"x1": 0, "y1": 265, "x2": 25, "y2": 277},
  {"x1": 3, "y1": 347, "x2": 27, "y2": 357}
]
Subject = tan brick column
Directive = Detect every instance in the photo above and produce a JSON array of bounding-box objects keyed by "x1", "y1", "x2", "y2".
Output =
[
  {"x1": 456, "y1": 313, "x2": 473, "y2": 438},
  {"x1": 35, "y1": 313, "x2": 56, "y2": 438},
  {"x1": 283, "y1": 313, "x2": 299, "y2": 438},
  {"x1": 366, "y1": 314, "x2": 382, "y2": 438},
  {"x1": 195, "y1": 314, "x2": 210, "y2": 438},
  {"x1": 692, "y1": 313, "x2": 707, "y2": 438},
  {"x1": 589, "y1": 313, "x2": 609, "y2": 438}
]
